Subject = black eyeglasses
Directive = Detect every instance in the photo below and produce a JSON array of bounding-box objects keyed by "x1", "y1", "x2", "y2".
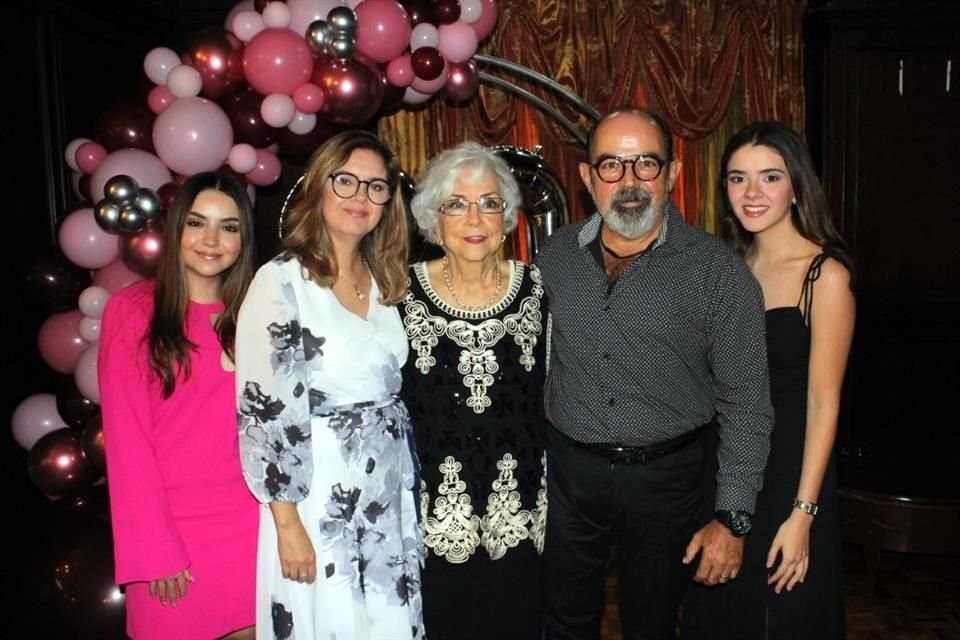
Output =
[
  {"x1": 438, "y1": 196, "x2": 507, "y2": 216},
  {"x1": 329, "y1": 172, "x2": 393, "y2": 205},
  {"x1": 590, "y1": 154, "x2": 666, "y2": 183}
]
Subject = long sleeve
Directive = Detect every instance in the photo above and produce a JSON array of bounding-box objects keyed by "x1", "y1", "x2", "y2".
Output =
[
  {"x1": 235, "y1": 259, "x2": 313, "y2": 504},
  {"x1": 98, "y1": 287, "x2": 190, "y2": 585},
  {"x1": 708, "y1": 258, "x2": 774, "y2": 514}
]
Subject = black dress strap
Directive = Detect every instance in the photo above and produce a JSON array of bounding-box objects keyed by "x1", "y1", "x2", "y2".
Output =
[{"x1": 797, "y1": 252, "x2": 829, "y2": 323}]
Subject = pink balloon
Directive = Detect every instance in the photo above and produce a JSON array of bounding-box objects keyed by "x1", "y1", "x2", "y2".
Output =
[
  {"x1": 166, "y1": 64, "x2": 203, "y2": 98},
  {"x1": 292, "y1": 82, "x2": 324, "y2": 114},
  {"x1": 58, "y1": 208, "x2": 121, "y2": 270},
  {"x1": 243, "y1": 28, "x2": 314, "y2": 96},
  {"x1": 224, "y1": 0, "x2": 255, "y2": 30},
  {"x1": 75, "y1": 142, "x2": 108, "y2": 175},
  {"x1": 92, "y1": 259, "x2": 143, "y2": 294},
  {"x1": 403, "y1": 86, "x2": 432, "y2": 105},
  {"x1": 287, "y1": 0, "x2": 343, "y2": 38},
  {"x1": 147, "y1": 85, "x2": 176, "y2": 114},
  {"x1": 153, "y1": 97, "x2": 234, "y2": 175},
  {"x1": 78, "y1": 286, "x2": 111, "y2": 318},
  {"x1": 246, "y1": 149, "x2": 281, "y2": 186},
  {"x1": 75, "y1": 344, "x2": 100, "y2": 404},
  {"x1": 143, "y1": 47, "x2": 182, "y2": 85},
  {"x1": 470, "y1": 0, "x2": 498, "y2": 41},
  {"x1": 232, "y1": 10, "x2": 266, "y2": 42},
  {"x1": 386, "y1": 55, "x2": 415, "y2": 87},
  {"x1": 11, "y1": 394, "x2": 70, "y2": 451},
  {"x1": 228, "y1": 143, "x2": 258, "y2": 173},
  {"x1": 78, "y1": 316, "x2": 101, "y2": 343},
  {"x1": 260, "y1": 93, "x2": 296, "y2": 127},
  {"x1": 89, "y1": 149, "x2": 172, "y2": 205},
  {"x1": 37, "y1": 310, "x2": 88, "y2": 375},
  {"x1": 262, "y1": 1, "x2": 292, "y2": 28},
  {"x1": 411, "y1": 59, "x2": 448, "y2": 94},
  {"x1": 355, "y1": 0, "x2": 412, "y2": 63},
  {"x1": 438, "y1": 21, "x2": 478, "y2": 63},
  {"x1": 64, "y1": 138, "x2": 92, "y2": 172}
]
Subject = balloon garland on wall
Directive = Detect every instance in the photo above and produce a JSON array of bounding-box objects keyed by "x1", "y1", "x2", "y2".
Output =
[{"x1": 15, "y1": 0, "x2": 500, "y2": 500}]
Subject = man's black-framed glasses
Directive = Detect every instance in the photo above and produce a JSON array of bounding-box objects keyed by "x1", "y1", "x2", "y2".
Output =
[
  {"x1": 329, "y1": 172, "x2": 393, "y2": 205},
  {"x1": 590, "y1": 154, "x2": 666, "y2": 183},
  {"x1": 438, "y1": 195, "x2": 507, "y2": 216}
]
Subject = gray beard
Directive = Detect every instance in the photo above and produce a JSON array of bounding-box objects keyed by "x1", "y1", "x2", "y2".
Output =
[{"x1": 598, "y1": 186, "x2": 663, "y2": 239}]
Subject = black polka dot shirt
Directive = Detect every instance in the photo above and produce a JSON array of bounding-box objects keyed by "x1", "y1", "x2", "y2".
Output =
[{"x1": 536, "y1": 205, "x2": 773, "y2": 513}]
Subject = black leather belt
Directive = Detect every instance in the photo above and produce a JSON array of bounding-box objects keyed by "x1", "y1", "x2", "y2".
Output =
[{"x1": 560, "y1": 425, "x2": 706, "y2": 464}]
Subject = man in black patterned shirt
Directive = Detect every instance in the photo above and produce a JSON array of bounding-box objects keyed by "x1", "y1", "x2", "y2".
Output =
[{"x1": 537, "y1": 108, "x2": 773, "y2": 639}]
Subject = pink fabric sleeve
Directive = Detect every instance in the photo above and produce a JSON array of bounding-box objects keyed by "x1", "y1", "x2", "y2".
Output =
[{"x1": 98, "y1": 291, "x2": 190, "y2": 585}]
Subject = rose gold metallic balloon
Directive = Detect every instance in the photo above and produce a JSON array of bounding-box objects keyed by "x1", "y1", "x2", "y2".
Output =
[
  {"x1": 27, "y1": 429, "x2": 98, "y2": 497},
  {"x1": 120, "y1": 225, "x2": 164, "y2": 277},
  {"x1": 181, "y1": 29, "x2": 246, "y2": 100},
  {"x1": 80, "y1": 415, "x2": 106, "y2": 476},
  {"x1": 312, "y1": 55, "x2": 384, "y2": 126}
]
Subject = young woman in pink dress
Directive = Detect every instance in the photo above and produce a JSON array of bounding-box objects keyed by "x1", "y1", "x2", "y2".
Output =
[{"x1": 98, "y1": 172, "x2": 259, "y2": 639}]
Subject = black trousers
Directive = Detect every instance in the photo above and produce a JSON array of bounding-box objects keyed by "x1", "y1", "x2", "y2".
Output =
[{"x1": 542, "y1": 425, "x2": 703, "y2": 640}]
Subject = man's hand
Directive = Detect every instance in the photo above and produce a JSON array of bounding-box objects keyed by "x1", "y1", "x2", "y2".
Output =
[{"x1": 682, "y1": 519, "x2": 745, "y2": 586}]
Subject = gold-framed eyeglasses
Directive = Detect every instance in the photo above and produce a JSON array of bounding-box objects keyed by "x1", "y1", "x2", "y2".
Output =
[
  {"x1": 329, "y1": 172, "x2": 393, "y2": 205},
  {"x1": 438, "y1": 196, "x2": 507, "y2": 216},
  {"x1": 590, "y1": 154, "x2": 666, "y2": 183}
]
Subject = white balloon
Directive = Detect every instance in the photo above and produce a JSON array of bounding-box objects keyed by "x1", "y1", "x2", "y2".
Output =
[
  {"x1": 410, "y1": 23, "x2": 439, "y2": 51},
  {"x1": 78, "y1": 317, "x2": 101, "y2": 343},
  {"x1": 74, "y1": 344, "x2": 100, "y2": 404},
  {"x1": 460, "y1": 0, "x2": 484, "y2": 24},
  {"x1": 262, "y1": 1, "x2": 293, "y2": 28},
  {"x1": 232, "y1": 10, "x2": 266, "y2": 42},
  {"x1": 11, "y1": 394, "x2": 68, "y2": 451},
  {"x1": 261, "y1": 93, "x2": 297, "y2": 128},
  {"x1": 288, "y1": 111, "x2": 317, "y2": 135},
  {"x1": 78, "y1": 286, "x2": 111, "y2": 319},
  {"x1": 224, "y1": 0, "x2": 255, "y2": 30},
  {"x1": 166, "y1": 64, "x2": 203, "y2": 98},
  {"x1": 143, "y1": 47, "x2": 181, "y2": 85}
]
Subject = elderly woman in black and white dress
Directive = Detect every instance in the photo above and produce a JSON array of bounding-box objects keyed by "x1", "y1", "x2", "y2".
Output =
[{"x1": 400, "y1": 141, "x2": 548, "y2": 639}]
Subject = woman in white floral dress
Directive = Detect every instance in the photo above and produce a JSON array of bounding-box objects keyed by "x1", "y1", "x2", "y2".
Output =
[
  {"x1": 401, "y1": 142, "x2": 548, "y2": 639},
  {"x1": 236, "y1": 130, "x2": 424, "y2": 640}
]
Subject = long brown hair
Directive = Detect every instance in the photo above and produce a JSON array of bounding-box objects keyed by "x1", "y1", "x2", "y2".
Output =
[
  {"x1": 149, "y1": 172, "x2": 256, "y2": 396},
  {"x1": 282, "y1": 129, "x2": 408, "y2": 304},
  {"x1": 718, "y1": 121, "x2": 854, "y2": 277}
]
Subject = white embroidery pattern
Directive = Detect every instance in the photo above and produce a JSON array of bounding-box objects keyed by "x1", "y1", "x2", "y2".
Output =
[
  {"x1": 481, "y1": 453, "x2": 533, "y2": 560},
  {"x1": 402, "y1": 296, "x2": 447, "y2": 374},
  {"x1": 530, "y1": 452, "x2": 548, "y2": 554},
  {"x1": 423, "y1": 457, "x2": 480, "y2": 564}
]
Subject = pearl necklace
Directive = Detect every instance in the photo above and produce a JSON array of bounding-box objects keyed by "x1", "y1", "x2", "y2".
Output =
[{"x1": 441, "y1": 255, "x2": 502, "y2": 311}]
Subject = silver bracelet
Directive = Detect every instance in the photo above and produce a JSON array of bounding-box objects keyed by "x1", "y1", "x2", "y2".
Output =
[{"x1": 793, "y1": 498, "x2": 819, "y2": 516}]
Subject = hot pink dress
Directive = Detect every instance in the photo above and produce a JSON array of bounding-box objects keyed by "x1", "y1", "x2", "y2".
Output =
[{"x1": 98, "y1": 281, "x2": 257, "y2": 639}]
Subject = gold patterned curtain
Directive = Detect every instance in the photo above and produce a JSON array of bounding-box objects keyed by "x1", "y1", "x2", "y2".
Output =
[{"x1": 379, "y1": 0, "x2": 805, "y2": 232}]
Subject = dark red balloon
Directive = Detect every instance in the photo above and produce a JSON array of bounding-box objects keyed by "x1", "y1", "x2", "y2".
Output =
[
  {"x1": 222, "y1": 87, "x2": 277, "y2": 149},
  {"x1": 411, "y1": 46, "x2": 444, "y2": 81},
  {"x1": 24, "y1": 250, "x2": 92, "y2": 314},
  {"x1": 28, "y1": 429, "x2": 98, "y2": 497},
  {"x1": 445, "y1": 59, "x2": 479, "y2": 103},
  {"x1": 400, "y1": 0, "x2": 434, "y2": 25},
  {"x1": 432, "y1": 0, "x2": 461, "y2": 24},
  {"x1": 377, "y1": 77, "x2": 407, "y2": 118},
  {"x1": 55, "y1": 377, "x2": 100, "y2": 430},
  {"x1": 312, "y1": 55, "x2": 385, "y2": 126},
  {"x1": 95, "y1": 101, "x2": 156, "y2": 153},
  {"x1": 276, "y1": 117, "x2": 338, "y2": 160},
  {"x1": 80, "y1": 415, "x2": 106, "y2": 476},
  {"x1": 180, "y1": 28, "x2": 246, "y2": 100},
  {"x1": 157, "y1": 182, "x2": 180, "y2": 210},
  {"x1": 120, "y1": 225, "x2": 164, "y2": 277}
]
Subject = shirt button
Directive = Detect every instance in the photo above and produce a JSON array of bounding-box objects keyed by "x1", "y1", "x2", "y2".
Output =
[{"x1": 608, "y1": 398, "x2": 616, "y2": 406}]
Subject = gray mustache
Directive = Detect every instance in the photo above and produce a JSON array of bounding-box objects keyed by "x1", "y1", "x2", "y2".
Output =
[{"x1": 611, "y1": 187, "x2": 652, "y2": 208}]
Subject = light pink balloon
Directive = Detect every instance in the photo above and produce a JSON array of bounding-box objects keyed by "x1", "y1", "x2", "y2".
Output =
[
  {"x1": 78, "y1": 286, "x2": 111, "y2": 318},
  {"x1": 246, "y1": 149, "x2": 282, "y2": 186},
  {"x1": 147, "y1": 85, "x2": 176, "y2": 114},
  {"x1": 232, "y1": 10, "x2": 266, "y2": 42},
  {"x1": 386, "y1": 55, "x2": 415, "y2": 87},
  {"x1": 288, "y1": 111, "x2": 316, "y2": 135},
  {"x1": 411, "y1": 59, "x2": 449, "y2": 94},
  {"x1": 58, "y1": 208, "x2": 121, "y2": 270},
  {"x1": 144, "y1": 47, "x2": 182, "y2": 85},
  {"x1": 89, "y1": 149, "x2": 172, "y2": 205},
  {"x1": 287, "y1": 0, "x2": 344, "y2": 38},
  {"x1": 243, "y1": 28, "x2": 315, "y2": 95},
  {"x1": 471, "y1": 0, "x2": 498, "y2": 41},
  {"x1": 153, "y1": 97, "x2": 234, "y2": 175},
  {"x1": 75, "y1": 142, "x2": 108, "y2": 175},
  {"x1": 37, "y1": 310, "x2": 88, "y2": 374},
  {"x1": 11, "y1": 394, "x2": 70, "y2": 451},
  {"x1": 260, "y1": 93, "x2": 297, "y2": 127},
  {"x1": 402, "y1": 86, "x2": 432, "y2": 105},
  {"x1": 75, "y1": 344, "x2": 100, "y2": 404},
  {"x1": 345, "y1": 0, "x2": 362, "y2": 8},
  {"x1": 224, "y1": 0, "x2": 255, "y2": 30},
  {"x1": 262, "y1": 1, "x2": 292, "y2": 28},
  {"x1": 293, "y1": 82, "x2": 324, "y2": 113},
  {"x1": 79, "y1": 317, "x2": 101, "y2": 343},
  {"x1": 92, "y1": 259, "x2": 143, "y2": 294},
  {"x1": 438, "y1": 21, "x2": 478, "y2": 63},
  {"x1": 228, "y1": 143, "x2": 259, "y2": 174},
  {"x1": 355, "y1": 0, "x2": 412, "y2": 63},
  {"x1": 410, "y1": 23, "x2": 439, "y2": 51},
  {"x1": 166, "y1": 64, "x2": 203, "y2": 98},
  {"x1": 64, "y1": 138, "x2": 92, "y2": 172}
]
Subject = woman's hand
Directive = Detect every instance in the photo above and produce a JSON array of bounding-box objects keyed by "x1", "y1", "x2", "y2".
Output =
[
  {"x1": 148, "y1": 569, "x2": 194, "y2": 607},
  {"x1": 766, "y1": 510, "x2": 812, "y2": 593},
  {"x1": 271, "y1": 502, "x2": 316, "y2": 583}
]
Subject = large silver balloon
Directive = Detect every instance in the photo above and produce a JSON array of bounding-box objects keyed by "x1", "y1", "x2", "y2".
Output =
[
  {"x1": 327, "y1": 7, "x2": 357, "y2": 35},
  {"x1": 104, "y1": 174, "x2": 139, "y2": 206},
  {"x1": 492, "y1": 145, "x2": 569, "y2": 257},
  {"x1": 329, "y1": 35, "x2": 356, "y2": 59},
  {"x1": 93, "y1": 199, "x2": 122, "y2": 234},
  {"x1": 306, "y1": 19, "x2": 332, "y2": 54}
]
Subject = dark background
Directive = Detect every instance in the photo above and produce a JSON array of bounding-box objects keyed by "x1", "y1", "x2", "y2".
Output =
[{"x1": 2, "y1": 0, "x2": 958, "y2": 636}]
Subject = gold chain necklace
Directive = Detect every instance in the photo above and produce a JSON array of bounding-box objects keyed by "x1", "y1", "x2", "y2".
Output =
[
  {"x1": 441, "y1": 255, "x2": 502, "y2": 311},
  {"x1": 346, "y1": 259, "x2": 367, "y2": 301}
]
